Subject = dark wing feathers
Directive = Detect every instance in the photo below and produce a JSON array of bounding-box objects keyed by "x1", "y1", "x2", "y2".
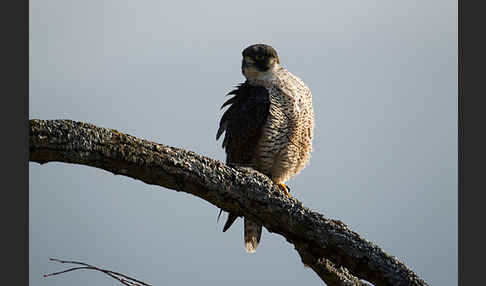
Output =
[
  {"x1": 216, "y1": 81, "x2": 270, "y2": 233},
  {"x1": 220, "y1": 96, "x2": 239, "y2": 109},
  {"x1": 216, "y1": 81, "x2": 270, "y2": 165},
  {"x1": 222, "y1": 213, "x2": 238, "y2": 232}
]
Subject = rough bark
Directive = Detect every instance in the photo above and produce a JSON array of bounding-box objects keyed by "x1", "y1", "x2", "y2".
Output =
[{"x1": 29, "y1": 119, "x2": 428, "y2": 286}]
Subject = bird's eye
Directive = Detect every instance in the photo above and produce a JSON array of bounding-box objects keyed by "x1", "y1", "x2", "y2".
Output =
[{"x1": 255, "y1": 55, "x2": 264, "y2": 60}]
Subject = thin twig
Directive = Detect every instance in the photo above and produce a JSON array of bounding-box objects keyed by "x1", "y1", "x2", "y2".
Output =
[{"x1": 44, "y1": 258, "x2": 152, "y2": 286}]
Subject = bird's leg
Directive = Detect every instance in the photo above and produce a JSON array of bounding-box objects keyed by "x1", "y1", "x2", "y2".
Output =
[{"x1": 278, "y1": 183, "x2": 292, "y2": 198}]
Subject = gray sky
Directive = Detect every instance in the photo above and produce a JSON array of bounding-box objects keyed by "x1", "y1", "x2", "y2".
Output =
[{"x1": 29, "y1": 0, "x2": 457, "y2": 285}]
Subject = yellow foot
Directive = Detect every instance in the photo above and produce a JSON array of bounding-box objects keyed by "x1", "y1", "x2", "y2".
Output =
[
  {"x1": 111, "y1": 129, "x2": 123, "y2": 136},
  {"x1": 278, "y1": 183, "x2": 292, "y2": 198}
]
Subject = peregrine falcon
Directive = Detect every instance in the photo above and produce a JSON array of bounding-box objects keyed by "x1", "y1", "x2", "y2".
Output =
[{"x1": 216, "y1": 44, "x2": 314, "y2": 253}]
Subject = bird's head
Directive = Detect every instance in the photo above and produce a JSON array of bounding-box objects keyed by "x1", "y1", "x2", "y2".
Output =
[{"x1": 241, "y1": 44, "x2": 280, "y2": 80}]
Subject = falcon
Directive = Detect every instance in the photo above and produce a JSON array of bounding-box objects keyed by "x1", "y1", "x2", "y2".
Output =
[{"x1": 216, "y1": 44, "x2": 314, "y2": 253}]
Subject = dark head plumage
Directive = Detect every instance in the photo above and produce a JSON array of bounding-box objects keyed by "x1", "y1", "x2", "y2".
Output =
[
  {"x1": 241, "y1": 44, "x2": 280, "y2": 73},
  {"x1": 242, "y1": 44, "x2": 279, "y2": 61}
]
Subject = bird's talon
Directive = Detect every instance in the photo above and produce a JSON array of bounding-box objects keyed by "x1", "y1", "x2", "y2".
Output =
[{"x1": 278, "y1": 183, "x2": 292, "y2": 198}]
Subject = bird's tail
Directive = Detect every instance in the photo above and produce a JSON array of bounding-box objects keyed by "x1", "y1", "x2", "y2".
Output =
[{"x1": 244, "y1": 218, "x2": 262, "y2": 253}]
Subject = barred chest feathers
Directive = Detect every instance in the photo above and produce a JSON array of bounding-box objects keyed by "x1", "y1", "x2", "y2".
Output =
[{"x1": 250, "y1": 68, "x2": 314, "y2": 184}]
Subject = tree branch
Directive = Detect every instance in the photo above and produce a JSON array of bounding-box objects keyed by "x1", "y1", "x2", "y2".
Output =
[{"x1": 29, "y1": 119, "x2": 428, "y2": 286}]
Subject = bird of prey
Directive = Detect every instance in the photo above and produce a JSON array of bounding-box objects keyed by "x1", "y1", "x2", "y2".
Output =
[{"x1": 216, "y1": 44, "x2": 314, "y2": 253}]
